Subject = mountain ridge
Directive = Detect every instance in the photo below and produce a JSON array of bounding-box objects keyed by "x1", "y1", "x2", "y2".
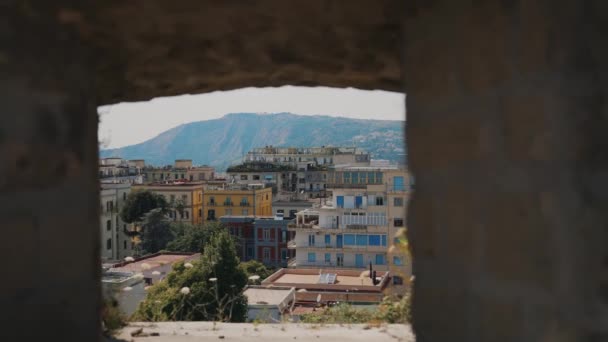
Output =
[{"x1": 100, "y1": 113, "x2": 405, "y2": 170}]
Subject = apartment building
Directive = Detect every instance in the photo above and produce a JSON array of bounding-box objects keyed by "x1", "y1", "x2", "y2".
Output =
[
  {"x1": 99, "y1": 157, "x2": 142, "y2": 179},
  {"x1": 226, "y1": 162, "x2": 298, "y2": 194},
  {"x1": 143, "y1": 159, "x2": 215, "y2": 183},
  {"x1": 132, "y1": 181, "x2": 205, "y2": 225},
  {"x1": 288, "y1": 166, "x2": 412, "y2": 292},
  {"x1": 254, "y1": 217, "x2": 295, "y2": 267},
  {"x1": 202, "y1": 185, "x2": 272, "y2": 221},
  {"x1": 244, "y1": 146, "x2": 370, "y2": 167},
  {"x1": 100, "y1": 182, "x2": 136, "y2": 261},
  {"x1": 219, "y1": 216, "x2": 256, "y2": 262}
]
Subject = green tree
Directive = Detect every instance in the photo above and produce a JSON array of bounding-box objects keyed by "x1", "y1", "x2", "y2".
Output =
[
  {"x1": 120, "y1": 190, "x2": 168, "y2": 224},
  {"x1": 239, "y1": 260, "x2": 274, "y2": 282},
  {"x1": 139, "y1": 209, "x2": 173, "y2": 254},
  {"x1": 166, "y1": 222, "x2": 224, "y2": 254},
  {"x1": 133, "y1": 229, "x2": 248, "y2": 322}
]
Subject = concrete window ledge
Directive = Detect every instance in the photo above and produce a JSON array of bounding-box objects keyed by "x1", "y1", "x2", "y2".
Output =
[{"x1": 111, "y1": 322, "x2": 415, "y2": 342}]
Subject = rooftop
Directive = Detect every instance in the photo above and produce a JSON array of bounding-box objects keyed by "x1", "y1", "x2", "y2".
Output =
[
  {"x1": 135, "y1": 180, "x2": 206, "y2": 187},
  {"x1": 263, "y1": 268, "x2": 389, "y2": 292},
  {"x1": 243, "y1": 286, "x2": 295, "y2": 306},
  {"x1": 110, "y1": 252, "x2": 199, "y2": 273}
]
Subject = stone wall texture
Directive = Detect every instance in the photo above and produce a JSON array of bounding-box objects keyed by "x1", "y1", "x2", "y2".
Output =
[
  {"x1": 3, "y1": 0, "x2": 608, "y2": 341},
  {"x1": 404, "y1": 1, "x2": 608, "y2": 341}
]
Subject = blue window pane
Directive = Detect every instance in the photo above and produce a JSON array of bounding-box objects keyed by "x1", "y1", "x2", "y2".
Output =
[
  {"x1": 308, "y1": 253, "x2": 316, "y2": 262},
  {"x1": 375, "y1": 254, "x2": 385, "y2": 265},
  {"x1": 355, "y1": 196, "x2": 363, "y2": 208},
  {"x1": 356, "y1": 234, "x2": 367, "y2": 246},
  {"x1": 336, "y1": 196, "x2": 344, "y2": 208},
  {"x1": 325, "y1": 234, "x2": 331, "y2": 245},
  {"x1": 394, "y1": 176, "x2": 404, "y2": 191},
  {"x1": 325, "y1": 253, "x2": 331, "y2": 262},
  {"x1": 382, "y1": 235, "x2": 387, "y2": 246},
  {"x1": 344, "y1": 234, "x2": 356, "y2": 245},
  {"x1": 369, "y1": 235, "x2": 381, "y2": 246}
]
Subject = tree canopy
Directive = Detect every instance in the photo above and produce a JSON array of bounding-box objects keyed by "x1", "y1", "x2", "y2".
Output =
[
  {"x1": 120, "y1": 190, "x2": 168, "y2": 223},
  {"x1": 239, "y1": 260, "x2": 274, "y2": 282},
  {"x1": 138, "y1": 208, "x2": 173, "y2": 254},
  {"x1": 133, "y1": 229, "x2": 248, "y2": 322},
  {"x1": 166, "y1": 222, "x2": 224, "y2": 254}
]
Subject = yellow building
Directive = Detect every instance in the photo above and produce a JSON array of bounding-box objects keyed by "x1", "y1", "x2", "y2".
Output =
[
  {"x1": 202, "y1": 186, "x2": 272, "y2": 221},
  {"x1": 132, "y1": 182, "x2": 205, "y2": 225}
]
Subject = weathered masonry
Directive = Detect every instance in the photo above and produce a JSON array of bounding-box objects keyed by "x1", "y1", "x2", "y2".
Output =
[{"x1": 2, "y1": 1, "x2": 608, "y2": 341}]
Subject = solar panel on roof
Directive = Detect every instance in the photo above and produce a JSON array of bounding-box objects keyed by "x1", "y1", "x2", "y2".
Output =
[
  {"x1": 318, "y1": 273, "x2": 337, "y2": 284},
  {"x1": 327, "y1": 273, "x2": 337, "y2": 284}
]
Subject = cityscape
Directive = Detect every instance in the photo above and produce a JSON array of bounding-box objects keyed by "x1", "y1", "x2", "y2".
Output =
[{"x1": 99, "y1": 145, "x2": 411, "y2": 324}]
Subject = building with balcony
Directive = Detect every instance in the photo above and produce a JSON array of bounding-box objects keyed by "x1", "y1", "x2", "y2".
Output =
[
  {"x1": 253, "y1": 217, "x2": 296, "y2": 267},
  {"x1": 244, "y1": 146, "x2": 370, "y2": 167},
  {"x1": 219, "y1": 216, "x2": 256, "y2": 262},
  {"x1": 99, "y1": 157, "x2": 143, "y2": 181},
  {"x1": 132, "y1": 181, "x2": 205, "y2": 225},
  {"x1": 287, "y1": 166, "x2": 412, "y2": 293},
  {"x1": 100, "y1": 182, "x2": 136, "y2": 261},
  {"x1": 202, "y1": 185, "x2": 273, "y2": 221},
  {"x1": 142, "y1": 159, "x2": 215, "y2": 183},
  {"x1": 226, "y1": 162, "x2": 298, "y2": 195}
]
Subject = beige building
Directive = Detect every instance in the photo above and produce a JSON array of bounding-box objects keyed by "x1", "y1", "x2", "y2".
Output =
[
  {"x1": 143, "y1": 159, "x2": 215, "y2": 183},
  {"x1": 230, "y1": 146, "x2": 373, "y2": 200},
  {"x1": 288, "y1": 166, "x2": 411, "y2": 294},
  {"x1": 244, "y1": 146, "x2": 370, "y2": 167},
  {"x1": 132, "y1": 181, "x2": 205, "y2": 225},
  {"x1": 100, "y1": 182, "x2": 136, "y2": 261}
]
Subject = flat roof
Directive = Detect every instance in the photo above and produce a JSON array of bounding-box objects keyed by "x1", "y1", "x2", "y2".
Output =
[
  {"x1": 273, "y1": 201, "x2": 316, "y2": 207},
  {"x1": 243, "y1": 286, "x2": 294, "y2": 306},
  {"x1": 110, "y1": 253, "x2": 199, "y2": 273},
  {"x1": 273, "y1": 273, "x2": 374, "y2": 286},
  {"x1": 263, "y1": 268, "x2": 390, "y2": 292}
]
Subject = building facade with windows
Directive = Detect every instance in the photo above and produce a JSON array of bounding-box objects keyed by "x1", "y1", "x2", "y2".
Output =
[
  {"x1": 142, "y1": 159, "x2": 215, "y2": 183},
  {"x1": 132, "y1": 181, "x2": 205, "y2": 225},
  {"x1": 244, "y1": 146, "x2": 370, "y2": 167},
  {"x1": 202, "y1": 185, "x2": 273, "y2": 221},
  {"x1": 288, "y1": 167, "x2": 412, "y2": 292},
  {"x1": 219, "y1": 216, "x2": 256, "y2": 262},
  {"x1": 254, "y1": 217, "x2": 295, "y2": 267},
  {"x1": 100, "y1": 182, "x2": 136, "y2": 261}
]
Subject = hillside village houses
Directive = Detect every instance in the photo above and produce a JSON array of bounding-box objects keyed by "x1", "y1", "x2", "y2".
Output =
[{"x1": 99, "y1": 148, "x2": 412, "y2": 299}]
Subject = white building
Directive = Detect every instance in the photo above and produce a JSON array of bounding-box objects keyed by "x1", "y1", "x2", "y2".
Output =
[
  {"x1": 243, "y1": 286, "x2": 296, "y2": 322},
  {"x1": 288, "y1": 167, "x2": 412, "y2": 293},
  {"x1": 100, "y1": 182, "x2": 136, "y2": 261}
]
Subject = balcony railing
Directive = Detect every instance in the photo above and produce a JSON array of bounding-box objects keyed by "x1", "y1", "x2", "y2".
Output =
[
  {"x1": 345, "y1": 224, "x2": 368, "y2": 230},
  {"x1": 295, "y1": 244, "x2": 387, "y2": 252},
  {"x1": 239, "y1": 202, "x2": 250, "y2": 207},
  {"x1": 207, "y1": 202, "x2": 216, "y2": 206},
  {"x1": 223, "y1": 202, "x2": 233, "y2": 206}
]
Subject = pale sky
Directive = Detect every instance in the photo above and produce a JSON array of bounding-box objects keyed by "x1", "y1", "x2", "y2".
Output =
[{"x1": 98, "y1": 86, "x2": 405, "y2": 149}]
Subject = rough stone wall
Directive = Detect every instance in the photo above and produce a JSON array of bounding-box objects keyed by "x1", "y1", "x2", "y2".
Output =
[
  {"x1": 5, "y1": 0, "x2": 608, "y2": 341},
  {"x1": 403, "y1": 1, "x2": 608, "y2": 341},
  {"x1": 90, "y1": 0, "x2": 404, "y2": 104},
  {"x1": 0, "y1": 1, "x2": 100, "y2": 341}
]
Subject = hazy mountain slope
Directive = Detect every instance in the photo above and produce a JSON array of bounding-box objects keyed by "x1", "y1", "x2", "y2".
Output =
[{"x1": 100, "y1": 113, "x2": 405, "y2": 170}]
